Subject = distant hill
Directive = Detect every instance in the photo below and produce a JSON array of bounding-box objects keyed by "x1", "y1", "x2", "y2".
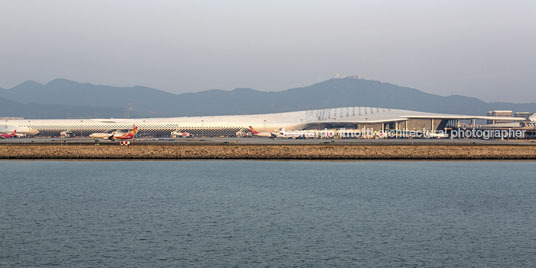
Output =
[
  {"x1": 1, "y1": 77, "x2": 535, "y2": 118},
  {"x1": 0, "y1": 95, "x2": 131, "y2": 119}
]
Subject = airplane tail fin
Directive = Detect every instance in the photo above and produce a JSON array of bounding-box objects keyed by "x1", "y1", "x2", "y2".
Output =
[
  {"x1": 130, "y1": 125, "x2": 138, "y2": 135},
  {"x1": 249, "y1": 126, "x2": 259, "y2": 134}
]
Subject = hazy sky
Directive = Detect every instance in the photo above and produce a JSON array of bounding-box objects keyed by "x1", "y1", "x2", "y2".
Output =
[{"x1": 0, "y1": 0, "x2": 534, "y2": 102}]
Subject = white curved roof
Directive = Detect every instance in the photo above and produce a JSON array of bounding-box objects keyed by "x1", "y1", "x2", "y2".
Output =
[{"x1": 5, "y1": 106, "x2": 526, "y2": 134}]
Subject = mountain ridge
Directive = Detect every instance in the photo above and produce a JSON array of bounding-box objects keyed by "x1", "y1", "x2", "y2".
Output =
[
  {"x1": 1, "y1": 77, "x2": 534, "y2": 118},
  {"x1": 0, "y1": 96, "x2": 131, "y2": 119}
]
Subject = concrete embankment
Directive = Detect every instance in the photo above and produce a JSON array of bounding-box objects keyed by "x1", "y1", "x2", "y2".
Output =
[{"x1": 1, "y1": 144, "x2": 536, "y2": 159}]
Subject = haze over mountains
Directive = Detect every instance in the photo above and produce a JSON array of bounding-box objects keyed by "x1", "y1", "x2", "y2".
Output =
[{"x1": 1, "y1": 77, "x2": 534, "y2": 119}]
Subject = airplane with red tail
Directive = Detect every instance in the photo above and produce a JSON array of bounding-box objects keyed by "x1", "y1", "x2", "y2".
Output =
[
  {"x1": 113, "y1": 125, "x2": 138, "y2": 140},
  {"x1": 0, "y1": 130, "x2": 17, "y2": 139}
]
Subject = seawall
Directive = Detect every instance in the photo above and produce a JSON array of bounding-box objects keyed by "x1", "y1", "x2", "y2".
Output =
[{"x1": 1, "y1": 144, "x2": 536, "y2": 159}]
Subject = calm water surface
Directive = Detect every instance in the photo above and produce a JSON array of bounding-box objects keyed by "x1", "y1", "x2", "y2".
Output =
[{"x1": 1, "y1": 161, "x2": 535, "y2": 267}]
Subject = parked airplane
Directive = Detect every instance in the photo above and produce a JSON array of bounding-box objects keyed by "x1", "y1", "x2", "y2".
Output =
[
  {"x1": 249, "y1": 127, "x2": 326, "y2": 139},
  {"x1": 89, "y1": 131, "x2": 116, "y2": 140},
  {"x1": 60, "y1": 131, "x2": 74, "y2": 138},
  {"x1": 0, "y1": 130, "x2": 16, "y2": 139},
  {"x1": 427, "y1": 131, "x2": 449, "y2": 139},
  {"x1": 275, "y1": 128, "x2": 304, "y2": 139},
  {"x1": 113, "y1": 125, "x2": 138, "y2": 140},
  {"x1": 249, "y1": 126, "x2": 277, "y2": 138},
  {"x1": 171, "y1": 131, "x2": 191, "y2": 138}
]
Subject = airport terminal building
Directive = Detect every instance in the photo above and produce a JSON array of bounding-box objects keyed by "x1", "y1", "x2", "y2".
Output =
[{"x1": 2, "y1": 106, "x2": 532, "y2": 137}]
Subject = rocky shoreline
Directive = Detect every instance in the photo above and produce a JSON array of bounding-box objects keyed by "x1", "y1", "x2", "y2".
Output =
[{"x1": 1, "y1": 144, "x2": 536, "y2": 160}]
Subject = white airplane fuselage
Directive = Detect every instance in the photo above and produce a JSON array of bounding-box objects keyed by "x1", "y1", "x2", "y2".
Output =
[{"x1": 89, "y1": 132, "x2": 115, "y2": 139}]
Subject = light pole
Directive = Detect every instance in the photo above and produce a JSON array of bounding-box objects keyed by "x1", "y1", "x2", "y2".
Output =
[{"x1": 201, "y1": 120, "x2": 204, "y2": 137}]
